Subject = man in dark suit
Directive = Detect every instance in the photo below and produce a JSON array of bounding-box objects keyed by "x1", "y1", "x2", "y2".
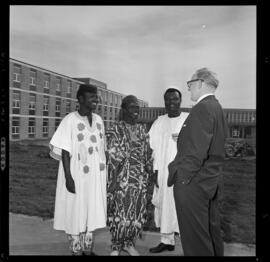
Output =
[{"x1": 167, "y1": 68, "x2": 228, "y2": 256}]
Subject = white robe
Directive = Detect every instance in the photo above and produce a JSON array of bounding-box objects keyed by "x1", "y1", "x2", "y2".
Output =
[
  {"x1": 49, "y1": 111, "x2": 107, "y2": 235},
  {"x1": 148, "y1": 112, "x2": 189, "y2": 234}
]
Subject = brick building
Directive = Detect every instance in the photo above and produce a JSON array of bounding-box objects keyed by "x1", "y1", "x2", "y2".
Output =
[{"x1": 9, "y1": 58, "x2": 148, "y2": 140}]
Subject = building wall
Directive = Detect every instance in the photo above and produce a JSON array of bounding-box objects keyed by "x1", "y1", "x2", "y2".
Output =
[
  {"x1": 9, "y1": 59, "x2": 149, "y2": 141},
  {"x1": 10, "y1": 59, "x2": 82, "y2": 140}
]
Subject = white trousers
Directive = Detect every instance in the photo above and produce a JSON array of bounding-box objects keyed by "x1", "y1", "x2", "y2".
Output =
[{"x1": 161, "y1": 232, "x2": 175, "y2": 245}]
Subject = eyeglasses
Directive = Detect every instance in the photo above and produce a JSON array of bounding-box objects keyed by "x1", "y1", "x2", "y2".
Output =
[{"x1": 187, "y1": 78, "x2": 204, "y2": 88}]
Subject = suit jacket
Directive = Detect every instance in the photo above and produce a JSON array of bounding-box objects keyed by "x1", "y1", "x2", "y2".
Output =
[{"x1": 167, "y1": 95, "x2": 228, "y2": 199}]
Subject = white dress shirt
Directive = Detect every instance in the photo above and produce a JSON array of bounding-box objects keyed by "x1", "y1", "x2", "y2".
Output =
[{"x1": 196, "y1": 93, "x2": 214, "y2": 104}]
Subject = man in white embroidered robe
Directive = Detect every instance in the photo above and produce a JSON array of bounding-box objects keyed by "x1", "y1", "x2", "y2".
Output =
[
  {"x1": 49, "y1": 84, "x2": 107, "y2": 256},
  {"x1": 148, "y1": 88, "x2": 189, "y2": 253}
]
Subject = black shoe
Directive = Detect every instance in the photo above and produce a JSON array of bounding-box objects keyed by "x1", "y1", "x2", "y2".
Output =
[
  {"x1": 82, "y1": 251, "x2": 97, "y2": 256},
  {"x1": 149, "y1": 243, "x2": 175, "y2": 253}
]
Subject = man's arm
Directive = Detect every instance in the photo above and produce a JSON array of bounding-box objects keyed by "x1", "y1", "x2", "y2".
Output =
[
  {"x1": 168, "y1": 104, "x2": 214, "y2": 186},
  {"x1": 147, "y1": 118, "x2": 160, "y2": 187},
  {"x1": 62, "y1": 149, "x2": 75, "y2": 193}
]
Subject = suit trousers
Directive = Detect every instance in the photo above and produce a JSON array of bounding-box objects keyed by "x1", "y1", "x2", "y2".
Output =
[{"x1": 173, "y1": 180, "x2": 224, "y2": 256}]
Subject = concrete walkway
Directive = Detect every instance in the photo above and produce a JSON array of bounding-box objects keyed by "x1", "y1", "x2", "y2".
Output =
[{"x1": 9, "y1": 213, "x2": 255, "y2": 256}]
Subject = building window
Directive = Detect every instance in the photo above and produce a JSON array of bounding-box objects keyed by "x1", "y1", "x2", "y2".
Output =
[
  {"x1": 12, "y1": 64, "x2": 21, "y2": 88},
  {"x1": 43, "y1": 96, "x2": 49, "y2": 116},
  {"x1": 12, "y1": 117, "x2": 20, "y2": 139},
  {"x1": 28, "y1": 118, "x2": 35, "y2": 138},
  {"x1": 248, "y1": 113, "x2": 251, "y2": 122},
  {"x1": 44, "y1": 80, "x2": 49, "y2": 88},
  {"x1": 43, "y1": 118, "x2": 49, "y2": 137},
  {"x1": 29, "y1": 69, "x2": 37, "y2": 91},
  {"x1": 56, "y1": 98, "x2": 61, "y2": 117},
  {"x1": 104, "y1": 92, "x2": 108, "y2": 105},
  {"x1": 56, "y1": 78, "x2": 61, "y2": 95},
  {"x1": 44, "y1": 73, "x2": 50, "y2": 93},
  {"x1": 243, "y1": 112, "x2": 246, "y2": 123},
  {"x1": 67, "y1": 81, "x2": 71, "y2": 97},
  {"x1": 231, "y1": 112, "x2": 234, "y2": 122},
  {"x1": 29, "y1": 93, "x2": 36, "y2": 115},
  {"x1": 239, "y1": 112, "x2": 243, "y2": 123},
  {"x1": 232, "y1": 128, "x2": 240, "y2": 138},
  {"x1": 227, "y1": 112, "x2": 230, "y2": 122},
  {"x1": 12, "y1": 90, "x2": 21, "y2": 114},
  {"x1": 250, "y1": 113, "x2": 256, "y2": 123},
  {"x1": 55, "y1": 118, "x2": 61, "y2": 130},
  {"x1": 109, "y1": 93, "x2": 113, "y2": 105},
  {"x1": 66, "y1": 100, "x2": 71, "y2": 114},
  {"x1": 13, "y1": 65, "x2": 21, "y2": 82}
]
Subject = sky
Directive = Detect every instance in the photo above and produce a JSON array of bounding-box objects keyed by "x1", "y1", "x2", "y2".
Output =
[{"x1": 10, "y1": 5, "x2": 256, "y2": 109}]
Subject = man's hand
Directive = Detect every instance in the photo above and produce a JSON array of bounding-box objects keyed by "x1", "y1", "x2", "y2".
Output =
[
  {"x1": 153, "y1": 170, "x2": 159, "y2": 188},
  {"x1": 66, "y1": 176, "x2": 76, "y2": 194},
  {"x1": 167, "y1": 170, "x2": 176, "y2": 187}
]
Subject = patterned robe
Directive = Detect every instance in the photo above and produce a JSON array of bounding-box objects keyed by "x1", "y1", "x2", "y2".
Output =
[{"x1": 105, "y1": 121, "x2": 153, "y2": 251}]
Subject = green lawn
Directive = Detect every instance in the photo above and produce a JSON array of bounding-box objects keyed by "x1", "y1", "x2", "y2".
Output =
[{"x1": 9, "y1": 142, "x2": 255, "y2": 244}]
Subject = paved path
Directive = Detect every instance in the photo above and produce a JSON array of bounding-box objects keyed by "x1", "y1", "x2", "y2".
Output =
[{"x1": 9, "y1": 213, "x2": 255, "y2": 256}]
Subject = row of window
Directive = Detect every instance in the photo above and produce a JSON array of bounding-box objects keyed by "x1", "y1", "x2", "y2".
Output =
[
  {"x1": 11, "y1": 117, "x2": 117, "y2": 139},
  {"x1": 11, "y1": 118, "x2": 254, "y2": 140},
  {"x1": 226, "y1": 112, "x2": 256, "y2": 123},
  {"x1": 12, "y1": 64, "x2": 124, "y2": 106},
  {"x1": 230, "y1": 126, "x2": 253, "y2": 138},
  {"x1": 12, "y1": 66, "x2": 74, "y2": 97},
  {"x1": 12, "y1": 64, "x2": 147, "y2": 108},
  {"x1": 11, "y1": 91, "x2": 124, "y2": 117},
  {"x1": 140, "y1": 109, "x2": 166, "y2": 119},
  {"x1": 12, "y1": 91, "x2": 74, "y2": 116},
  {"x1": 12, "y1": 89, "x2": 256, "y2": 124},
  {"x1": 11, "y1": 117, "x2": 61, "y2": 139}
]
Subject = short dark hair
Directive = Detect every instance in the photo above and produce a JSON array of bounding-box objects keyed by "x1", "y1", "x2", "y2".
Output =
[
  {"x1": 121, "y1": 95, "x2": 139, "y2": 109},
  {"x1": 164, "y1": 88, "x2": 182, "y2": 100},
  {"x1": 76, "y1": 84, "x2": 98, "y2": 100}
]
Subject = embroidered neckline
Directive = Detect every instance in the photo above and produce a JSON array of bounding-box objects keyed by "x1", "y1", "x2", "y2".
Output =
[{"x1": 74, "y1": 111, "x2": 97, "y2": 133}]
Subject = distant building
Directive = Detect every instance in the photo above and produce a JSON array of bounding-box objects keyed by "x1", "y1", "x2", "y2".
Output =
[
  {"x1": 9, "y1": 58, "x2": 255, "y2": 141},
  {"x1": 9, "y1": 58, "x2": 148, "y2": 140},
  {"x1": 140, "y1": 107, "x2": 256, "y2": 139}
]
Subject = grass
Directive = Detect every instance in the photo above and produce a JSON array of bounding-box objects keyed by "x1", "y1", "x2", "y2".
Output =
[
  {"x1": 9, "y1": 141, "x2": 255, "y2": 244},
  {"x1": 9, "y1": 142, "x2": 58, "y2": 218},
  {"x1": 219, "y1": 158, "x2": 255, "y2": 244}
]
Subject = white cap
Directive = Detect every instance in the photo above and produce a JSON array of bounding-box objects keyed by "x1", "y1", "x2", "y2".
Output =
[{"x1": 164, "y1": 85, "x2": 182, "y2": 95}]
